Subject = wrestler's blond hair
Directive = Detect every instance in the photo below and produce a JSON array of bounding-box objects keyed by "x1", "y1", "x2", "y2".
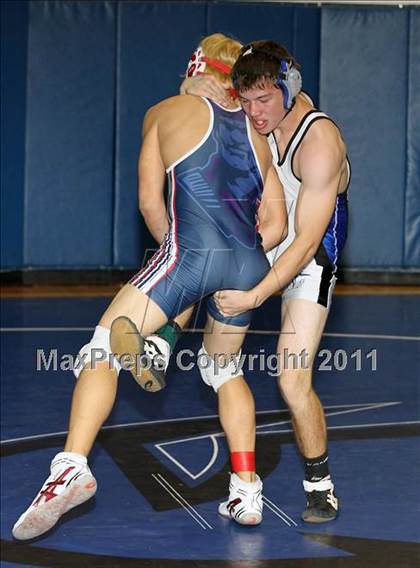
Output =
[{"x1": 199, "y1": 33, "x2": 242, "y2": 83}]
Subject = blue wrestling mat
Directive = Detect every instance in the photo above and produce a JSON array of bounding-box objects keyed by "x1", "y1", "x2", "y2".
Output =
[{"x1": 1, "y1": 293, "x2": 420, "y2": 567}]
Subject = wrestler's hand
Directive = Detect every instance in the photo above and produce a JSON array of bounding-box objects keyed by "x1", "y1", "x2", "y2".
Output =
[
  {"x1": 214, "y1": 289, "x2": 260, "y2": 317},
  {"x1": 180, "y1": 75, "x2": 231, "y2": 107}
]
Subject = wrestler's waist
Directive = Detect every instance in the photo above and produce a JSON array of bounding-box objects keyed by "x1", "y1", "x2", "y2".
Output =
[{"x1": 175, "y1": 232, "x2": 264, "y2": 254}]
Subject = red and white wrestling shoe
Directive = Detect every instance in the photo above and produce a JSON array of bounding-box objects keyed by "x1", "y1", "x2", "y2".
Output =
[
  {"x1": 12, "y1": 452, "x2": 97, "y2": 540},
  {"x1": 218, "y1": 473, "x2": 263, "y2": 525}
]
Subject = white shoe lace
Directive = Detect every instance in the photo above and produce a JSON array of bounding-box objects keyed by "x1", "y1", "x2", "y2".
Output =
[{"x1": 144, "y1": 336, "x2": 170, "y2": 371}]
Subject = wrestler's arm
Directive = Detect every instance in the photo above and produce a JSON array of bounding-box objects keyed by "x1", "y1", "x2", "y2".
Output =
[
  {"x1": 252, "y1": 145, "x2": 341, "y2": 303},
  {"x1": 138, "y1": 106, "x2": 168, "y2": 244},
  {"x1": 257, "y1": 165, "x2": 288, "y2": 252},
  {"x1": 215, "y1": 131, "x2": 345, "y2": 315}
]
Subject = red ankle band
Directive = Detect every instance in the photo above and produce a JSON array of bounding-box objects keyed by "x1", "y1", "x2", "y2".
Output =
[{"x1": 230, "y1": 451, "x2": 255, "y2": 472}]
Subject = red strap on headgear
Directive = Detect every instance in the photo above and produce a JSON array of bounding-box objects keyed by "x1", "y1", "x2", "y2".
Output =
[{"x1": 201, "y1": 56, "x2": 232, "y2": 75}]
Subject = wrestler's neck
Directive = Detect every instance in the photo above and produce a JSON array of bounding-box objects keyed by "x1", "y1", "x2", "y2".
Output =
[
  {"x1": 222, "y1": 98, "x2": 241, "y2": 110},
  {"x1": 274, "y1": 92, "x2": 314, "y2": 140},
  {"x1": 218, "y1": 79, "x2": 241, "y2": 110}
]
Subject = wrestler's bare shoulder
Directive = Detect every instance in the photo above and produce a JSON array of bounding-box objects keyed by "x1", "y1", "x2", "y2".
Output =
[
  {"x1": 146, "y1": 95, "x2": 208, "y2": 123},
  {"x1": 305, "y1": 118, "x2": 346, "y2": 155}
]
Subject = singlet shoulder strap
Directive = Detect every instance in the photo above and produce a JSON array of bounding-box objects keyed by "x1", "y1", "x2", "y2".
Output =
[
  {"x1": 289, "y1": 112, "x2": 351, "y2": 184},
  {"x1": 287, "y1": 110, "x2": 329, "y2": 159},
  {"x1": 273, "y1": 110, "x2": 326, "y2": 166},
  {"x1": 267, "y1": 132, "x2": 280, "y2": 164},
  {"x1": 207, "y1": 97, "x2": 243, "y2": 114}
]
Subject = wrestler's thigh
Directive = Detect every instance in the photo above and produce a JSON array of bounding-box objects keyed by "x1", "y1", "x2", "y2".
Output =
[
  {"x1": 277, "y1": 298, "x2": 329, "y2": 372},
  {"x1": 203, "y1": 314, "x2": 248, "y2": 358},
  {"x1": 99, "y1": 283, "x2": 167, "y2": 336}
]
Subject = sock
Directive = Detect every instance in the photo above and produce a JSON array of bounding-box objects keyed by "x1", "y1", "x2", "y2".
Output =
[
  {"x1": 231, "y1": 473, "x2": 261, "y2": 489},
  {"x1": 51, "y1": 451, "x2": 87, "y2": 472},
  {"x1": 155, "y1": 320, "x2": 182, "y2": 353},
  {"x1": 303, "y1": 451, "x2": 329, "y2": 482}
]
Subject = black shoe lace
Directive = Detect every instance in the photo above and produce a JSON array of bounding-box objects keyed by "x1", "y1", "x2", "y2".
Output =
[{"x1": 307, "y1": 490, "x2": 328, "y2": 510}]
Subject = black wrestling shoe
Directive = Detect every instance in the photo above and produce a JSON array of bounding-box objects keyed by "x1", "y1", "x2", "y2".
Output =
[
  {"x1": 110, "y1": 317, "x2": 167, "y2": 392},
  {"x1": 302, "y1": 477, "x2": 339, "y2": 523}
]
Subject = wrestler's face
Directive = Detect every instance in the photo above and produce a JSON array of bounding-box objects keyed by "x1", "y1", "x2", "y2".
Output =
[{"x1": 238, "y1": 82, "x2": 285, "y2": 134}]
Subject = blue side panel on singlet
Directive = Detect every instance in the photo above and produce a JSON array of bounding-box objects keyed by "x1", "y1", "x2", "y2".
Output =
[
  {"x1": 173, "y1": 99, "x2": 264, "y2": 251},
  {"x1": 322, "y1": 190, "x2": 349, "y2": 270}
]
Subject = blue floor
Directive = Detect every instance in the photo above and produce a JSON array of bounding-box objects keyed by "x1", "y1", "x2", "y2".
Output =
[{"x1": 1, "y1": 294, "x2": 420, "y2": 567}]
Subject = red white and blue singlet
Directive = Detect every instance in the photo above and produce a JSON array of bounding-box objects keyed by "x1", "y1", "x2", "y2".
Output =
[{"x1": 130, "y1": 98, "x2": 269, "y2": 326}]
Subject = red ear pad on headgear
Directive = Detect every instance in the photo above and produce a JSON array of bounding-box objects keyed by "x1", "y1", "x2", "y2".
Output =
[
  {"x1": 186, "y1": 47, "x2": 207, "y2": 77},
  {"x1": 186, "y1": 49, "x2": 233, "y2": 77}
]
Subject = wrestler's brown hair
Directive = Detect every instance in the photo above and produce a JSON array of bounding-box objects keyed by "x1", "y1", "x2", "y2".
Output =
[{"x1": 232, "y1": 40, "x2": 300, "y2": 92}]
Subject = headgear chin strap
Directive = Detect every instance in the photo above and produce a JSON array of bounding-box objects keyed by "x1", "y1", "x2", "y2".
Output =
[{"x1": 277, "y1": 59, "x2": 302, "y2": 110}]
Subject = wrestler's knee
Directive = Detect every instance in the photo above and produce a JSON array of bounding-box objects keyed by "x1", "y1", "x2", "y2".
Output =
[
  {"x1": 74, "y1": 325, "x2": 121, "y2": 379},
  {"x1": 198, "y1": 344, "x2": 244, "y2": 392},
  {"x1": 277, "y1": 368, "x2": 312, "y2": 410}
]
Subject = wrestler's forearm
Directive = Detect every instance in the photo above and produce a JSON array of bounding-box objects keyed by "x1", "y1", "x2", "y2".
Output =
[
  {"x1": 253, "y1": 237, "x2": 317, "y2": 305},
  {"x1": 260, "y1": 224, "x2": 288, "y2": 252},
  {"x1": 141, "y1": 208, "x2": 169, "y2": 244}
]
